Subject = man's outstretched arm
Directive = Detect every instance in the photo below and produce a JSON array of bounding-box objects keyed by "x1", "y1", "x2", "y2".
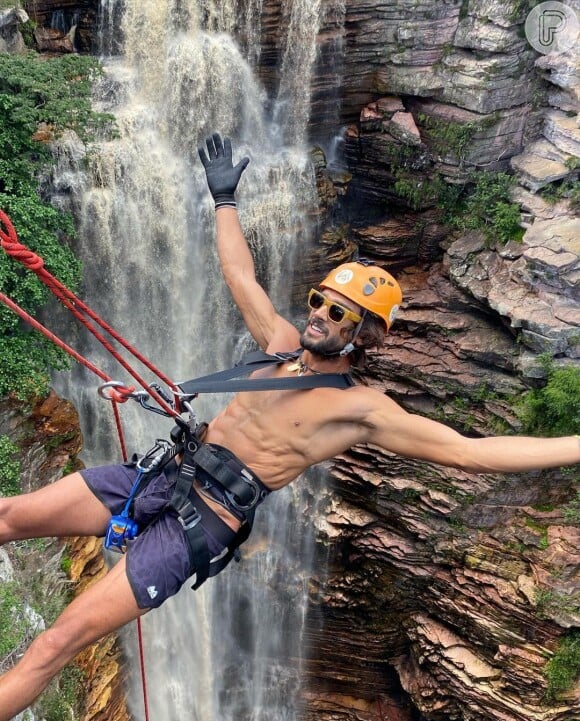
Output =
[
  {"x1": 366, "y1": 397, "x2": 580, "y2": 473},
  {"x1": 199, "y1": 133, "x2": 298, "y2": 350}
]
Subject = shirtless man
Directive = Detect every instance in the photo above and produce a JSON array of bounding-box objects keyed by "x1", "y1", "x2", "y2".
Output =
[{"x1": 0, "y1": 134, "x2": 578, "y2": 720}]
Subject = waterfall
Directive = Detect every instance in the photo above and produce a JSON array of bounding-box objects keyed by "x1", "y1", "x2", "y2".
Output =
[
  {"x1": 274, "y1": 0, "x2": 322, "y2": 145},
  {"x1": 52, "y1": 1, "x2": 327, "y2": 719}
]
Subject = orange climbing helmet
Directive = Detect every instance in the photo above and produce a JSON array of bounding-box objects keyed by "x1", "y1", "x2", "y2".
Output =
[{"x1": 319, "y1": 260, "x2": 402, "y2": 331}]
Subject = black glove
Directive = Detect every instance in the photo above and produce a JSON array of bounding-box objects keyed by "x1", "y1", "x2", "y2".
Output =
[{"x1": 198, "y1": 133, "x2": 250, "y2": 209}]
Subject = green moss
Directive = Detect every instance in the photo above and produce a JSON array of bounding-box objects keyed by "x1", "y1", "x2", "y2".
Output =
[
  {"x1": 0, "y1": 435, "x2": 21, "y2": 496},
  {"x1": 60, "y1": 555, "x2": 72, "y2": 575},
  {"x1": 20, "y1": 19, "x2": 37, "y2": 48},
  {"x1": 544, "y1": 631, "x2": 580, "y2": 701}
]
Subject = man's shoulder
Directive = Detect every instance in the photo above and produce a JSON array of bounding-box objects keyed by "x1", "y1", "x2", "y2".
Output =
[{"x1": 333, "y1": 381, "x2": 399, "y2": 410}]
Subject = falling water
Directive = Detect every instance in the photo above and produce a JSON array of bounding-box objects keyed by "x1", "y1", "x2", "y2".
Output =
[{"x1": 51, "y1": 1, "x2": 326, "y2": 719}]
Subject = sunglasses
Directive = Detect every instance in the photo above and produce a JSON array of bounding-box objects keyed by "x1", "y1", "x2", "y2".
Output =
[{"x1": 307, "y1": 289, "x2": 362, "y2": 325}]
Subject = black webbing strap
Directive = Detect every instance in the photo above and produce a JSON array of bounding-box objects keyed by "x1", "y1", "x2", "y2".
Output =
[
  {"x1": 177, "y1": 350, "x2": 354, "y2": 395},
  {"x1": 166, "y1": 430, "x2": 212, "y2": 587},
  {"x1": 167, "y1": 423, "x2": 268, "y2": 589},
  {"x1": 188, "y1": 488, "x2": 257, "y2": 587}
]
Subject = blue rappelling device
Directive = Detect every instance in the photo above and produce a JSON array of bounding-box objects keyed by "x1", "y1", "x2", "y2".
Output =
[
  {"x1": 104, "y1": 474, "x2": 140, "y2": 552},
  {"x1": 104, "y1": 439, "x2": 175, "y2": 552}
]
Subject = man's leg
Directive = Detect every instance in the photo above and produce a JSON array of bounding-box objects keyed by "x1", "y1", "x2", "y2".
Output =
[
  {"x1": 0, "y1": 553, "x2": 147, "y2": 721},
  {"x1": 0, "y1": 471, "x2": 111, "y2": 543}
]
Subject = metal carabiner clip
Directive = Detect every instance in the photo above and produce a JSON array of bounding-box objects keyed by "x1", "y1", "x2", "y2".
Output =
[
  {"x1": 97, "y1": 381, "x2": 137, "y2": 401},
  {"x1": 136, "y1": 439, "x2": 172, "y2": 473}
]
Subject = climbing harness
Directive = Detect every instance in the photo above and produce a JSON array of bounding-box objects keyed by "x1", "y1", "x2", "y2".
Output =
[{"x1": 0, "y1": 208, "x2": 355, "y2": 717}]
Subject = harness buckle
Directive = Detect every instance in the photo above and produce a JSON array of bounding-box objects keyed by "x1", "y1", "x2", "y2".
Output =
[
  {"x1": 224, "y1": 474, "x2": 261, "y2": 512},
  {"x1": 177, "y1": 504, "x2": 202, "y2": 531},
  {"x1": 173, "y1": 494, "x2": 202, "y2": 531}
]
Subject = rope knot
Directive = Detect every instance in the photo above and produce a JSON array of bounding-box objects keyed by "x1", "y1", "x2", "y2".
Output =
[
  {"x1": 109, "y1": 385, "x2": 137, "y2": 404},
  {"x1": 0, "y1": 209, "x2": 44, "y2": 271}
]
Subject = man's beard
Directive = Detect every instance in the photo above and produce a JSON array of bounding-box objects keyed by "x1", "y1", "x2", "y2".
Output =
[{"x1": 299, "y1": 326, "x2": 347, "y2": 357}]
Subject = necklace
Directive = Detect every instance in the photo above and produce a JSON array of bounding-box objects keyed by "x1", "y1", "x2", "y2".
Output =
[{"x1": 287, "y1": 358, "x2": 323, "y2": 376}]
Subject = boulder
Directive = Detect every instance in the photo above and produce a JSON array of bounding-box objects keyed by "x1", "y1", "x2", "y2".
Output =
[{"x1": 0, "y1": 7, "x2": 28, "y2": 53}]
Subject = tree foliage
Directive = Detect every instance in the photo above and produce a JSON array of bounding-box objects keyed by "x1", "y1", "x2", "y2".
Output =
[
  {"x1": 441, "y1": 171, "x2": 525, "y2": 244},
  {"x1": 519, "y1": 358, "x2": 580, "y2": 437},
  {"x1": 0, "y1": 52, "x2": 113, "y2": 399}
]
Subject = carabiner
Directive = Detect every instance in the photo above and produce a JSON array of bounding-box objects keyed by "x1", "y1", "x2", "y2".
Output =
[
  {"x1": 135, "y1": 392, "x2": 174, "y2": 417},
  {"x1": 97, "y1": 381, "x2": 137, "y2": 401}
]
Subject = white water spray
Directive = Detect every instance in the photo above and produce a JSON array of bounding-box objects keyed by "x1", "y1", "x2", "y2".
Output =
[{"x1": 52, "y1": 1, "x2": 327, "y2": 719}]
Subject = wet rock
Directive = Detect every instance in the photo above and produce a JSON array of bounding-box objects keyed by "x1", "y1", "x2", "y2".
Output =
[
  {"x1": 33, "y1": 24, "x2": 76, "y2": 53},
  {"x1": 0, "y1": 7, "x2": 28, "y2": 53}
]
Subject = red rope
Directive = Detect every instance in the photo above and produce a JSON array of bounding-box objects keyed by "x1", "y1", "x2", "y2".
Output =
[
  {"x1": 0, "y1": 209, "x2": 179, "y2": 416},
  {"x1": 1, "y1": 209, "x2": 156, "y2": 719},
  {"x1": 111, "y1": 403, "x2": 150, "y2": 721},
  {"x1": 136, "y1": 618, "x2": 151, "y2": 721}
]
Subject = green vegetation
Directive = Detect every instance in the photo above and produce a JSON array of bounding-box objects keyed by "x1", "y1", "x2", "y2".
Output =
[
  {"x1": 0, "y1": 52, "x2": 114, "y2": 400},
  {"x1": 563, "y1": 492, "x2": 580, "y2": 525},
  {"x1": 536, "y1": 589, "x2": 580, "y2": 619},
  {"x1": 525, "y1": 518, "x2": 549, "y2": 549},
  {"x1": 0, "y1": 434, "x2": 21, "y2": 495},
  {"x1": 544, "y1": 631, "x2": 580, "y2": 701},
  {"x1": 40, "y1": 664, "x2": 86, "y2": 721},
  {"x1": 417, "y1": 114, "x2": 481, "y2": 164},
  {"x1": 444, "y1": 171, "x2": 524, "y2": 244},
  {"x1": 389, "y1": 161, "x2": 524, "y2": 245},
  {"x1": 0, "y1": 582, "x2": 28, "y2": 657},
  {"x1": 393, "y1": 173, "x2": 447, "y2": 211},
  {"x1": 60, "y1": 554, "x2": 72, "y2": 574},
  {"x1": 0, "y1": 543, "x2": 85, "y2": 717},
  {"x1": 540, "y1": 178, "x2": 580, "y2": 213},
  {"x1": 518, "y1": 358, "x2": 580, "y2": 437}
]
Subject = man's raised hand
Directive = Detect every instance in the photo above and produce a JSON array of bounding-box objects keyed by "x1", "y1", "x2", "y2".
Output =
[{"x1": 198, "y1": 133, "x2": 250, "y2": 209}]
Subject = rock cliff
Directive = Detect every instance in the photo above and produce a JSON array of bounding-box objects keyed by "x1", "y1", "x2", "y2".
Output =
[{"x1": 298, "y1": 2, "x2": 580, "y2": 720}]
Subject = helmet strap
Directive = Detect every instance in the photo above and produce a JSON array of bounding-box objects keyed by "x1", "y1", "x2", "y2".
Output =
[{"x1": 339, "y1": 313, "x2": 366, "y2": 357}]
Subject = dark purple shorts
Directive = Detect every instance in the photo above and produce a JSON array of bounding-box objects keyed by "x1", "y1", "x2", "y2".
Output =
[{"x1": 80, "y1": 463, "x2": 235, "y2": 609}]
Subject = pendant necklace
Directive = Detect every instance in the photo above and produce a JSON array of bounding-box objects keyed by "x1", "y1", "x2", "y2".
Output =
[{"x1": 287, "y1": 357, "x2": 322, "y2": 376}]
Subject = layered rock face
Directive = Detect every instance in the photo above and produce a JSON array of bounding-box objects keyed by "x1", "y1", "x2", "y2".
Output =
[{"x1": 297, "y1": 2, "x2": 580, "y2": 720}]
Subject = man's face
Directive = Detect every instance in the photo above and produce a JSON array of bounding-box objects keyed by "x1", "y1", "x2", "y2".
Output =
[{"x1": 300, "y1": 288, "x2": 362, "y2": 356}]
